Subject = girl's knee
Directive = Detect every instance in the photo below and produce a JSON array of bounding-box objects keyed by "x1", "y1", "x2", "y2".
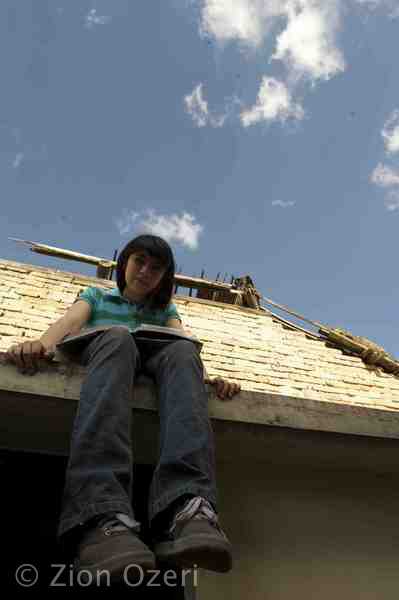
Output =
[
  {"x1": 101, "y1": 327, "x2": 138, "y2": 351},
  {"x1": 167, "y1": 340, "x2": 202, "y2": 368}
]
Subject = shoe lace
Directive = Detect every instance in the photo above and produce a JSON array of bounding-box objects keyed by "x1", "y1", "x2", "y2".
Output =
[
  {"x1": 169, "y1": 497, "x2": 219, "y2": 535},
  {"x1": 99, "y1": 517, "x2": 127, "y2": 534},
  {"x1": 98, "y1": 513, "x2": 140, "y2": 535}
]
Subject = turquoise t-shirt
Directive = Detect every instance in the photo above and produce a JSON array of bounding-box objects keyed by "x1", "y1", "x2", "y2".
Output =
[{"x1": 75, "y1": 286, "x2": 181, "y2": 332}]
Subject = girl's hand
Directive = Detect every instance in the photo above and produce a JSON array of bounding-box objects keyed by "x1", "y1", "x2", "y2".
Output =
[
  {"x1": 5, "y1": 340, "x2": 55, "y2": 375},
  {"x1": 209, "y1": 377, "x2": 241, "y2": 400}
]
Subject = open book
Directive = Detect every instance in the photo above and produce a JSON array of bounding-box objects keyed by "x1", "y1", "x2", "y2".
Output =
[{"x1": 56, "y1": 323, "x2": 203, "y2": 354}]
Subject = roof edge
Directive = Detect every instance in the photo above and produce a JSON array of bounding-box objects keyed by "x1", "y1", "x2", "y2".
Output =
[{"x1": 1, "y1": 358, "x2": 398, "y2": 441}]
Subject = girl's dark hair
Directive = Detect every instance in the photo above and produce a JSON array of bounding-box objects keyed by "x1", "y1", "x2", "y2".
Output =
[{"x1": 116, "y1": 235, "x2": 176, "y2": 311}]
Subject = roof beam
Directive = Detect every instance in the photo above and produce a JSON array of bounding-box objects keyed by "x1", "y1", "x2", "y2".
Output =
[{"x1": 9, "y1": 238, "x2": 236, "y2": 293}]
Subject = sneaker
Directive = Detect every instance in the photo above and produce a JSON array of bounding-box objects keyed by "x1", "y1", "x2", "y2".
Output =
[
  {"x1": 73, "y1": 513, "x2": 156, "y2": 584},
  {"x1": 154, "y1": 497, "x2": 232, "y2": 573}
]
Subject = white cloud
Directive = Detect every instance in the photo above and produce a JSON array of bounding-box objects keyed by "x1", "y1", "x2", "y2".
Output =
[
  {"x1": 199, "y1": 0, "x2": 284, "y2": 48},
  {"x1": 199, "y1": 0, "x2": 345, "y2": 81},
  {"x1": 385, "y1": 190, "x2": 399, "y2": 211},
  {"x1": 370, "y1": 111, "x2": 399, "y2": 210},
  {"x1": 272, "y1": 0, "x2": 345, "y2": 81},
  {"x1": 115, "y1": 209, "x2": 140, "y2": 236},
  {"x1": 382, "y1": 110, "x2": 399, "y2": 155},
  {"x1": 115, "y1": 209, "x2": 204, "y2": 250},
  {"x1": 184, "y1": 83, "x2": 228, "y2": 127},
  {"x1": 12, "y1": 153, "x2": 23, "y2": 169},
  {"x1": 195, "y1": 1, "x2": 345, "y2": 130},
  {"x1": 85, "y1": 9, "x2": 110, "y2": 29},
  {"x1": 139, "y1": 210, "x2": 204, "y2": 249},
  {"x1": 371, "y1": 163, "x2": 399, "y2": 187},
  {"x1": 370, "y1": 163, "x2": 399, "y2": 211},
  {"x1": 272, "y1": 199, "x2": 296, "y2": 207},
  {"x1": 184, "y1": 84, "x2": 209, "y2": 127},
  {"x1": 241, "y1": 77, "x2": 304, "y2": 126}
]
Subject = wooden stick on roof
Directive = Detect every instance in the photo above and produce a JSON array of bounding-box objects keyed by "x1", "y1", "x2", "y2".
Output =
[{"x1": 8, "y1": 237, "x2": 236, "y2": 293}]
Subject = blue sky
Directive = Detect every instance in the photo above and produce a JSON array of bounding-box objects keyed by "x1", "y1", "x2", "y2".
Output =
[{"x1": 1, "y1": 1, "x2": 399, "y2": 356}]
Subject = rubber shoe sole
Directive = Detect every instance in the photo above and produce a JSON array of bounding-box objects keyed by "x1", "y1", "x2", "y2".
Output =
[
  {"x1": 74, "y1": 548, "x2": 156, "y2": 585},
  {"x1": 155, "y1": 533, "x2": 232, "y2": 573}
]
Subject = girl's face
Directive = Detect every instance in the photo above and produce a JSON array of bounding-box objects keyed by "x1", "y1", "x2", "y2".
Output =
[{"x1": 123, "y1": 250, "x2": 167, "y2": 302}]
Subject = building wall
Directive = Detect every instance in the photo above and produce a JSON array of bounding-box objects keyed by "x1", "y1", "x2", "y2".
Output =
[
  {"x1": 1, "y1": 450, "x2": 188, "y2": 597},
  {"x1": 199, "y1": 460, "x2": 399, "y2": 599}
]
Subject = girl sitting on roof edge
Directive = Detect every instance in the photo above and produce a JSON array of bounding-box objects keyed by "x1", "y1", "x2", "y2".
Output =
[{"x1": 6, "y1": 234, "x2": 240, "y2": 584}]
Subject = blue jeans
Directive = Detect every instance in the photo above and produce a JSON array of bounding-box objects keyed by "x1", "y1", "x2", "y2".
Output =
[{"x1": 57, "y1": 327, "x2": 217, "y2": 545}]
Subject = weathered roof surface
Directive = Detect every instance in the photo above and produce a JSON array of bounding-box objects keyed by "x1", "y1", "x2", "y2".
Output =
[{"x1": 1, "y1": 257, "x2": 399, "y2": 414}]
